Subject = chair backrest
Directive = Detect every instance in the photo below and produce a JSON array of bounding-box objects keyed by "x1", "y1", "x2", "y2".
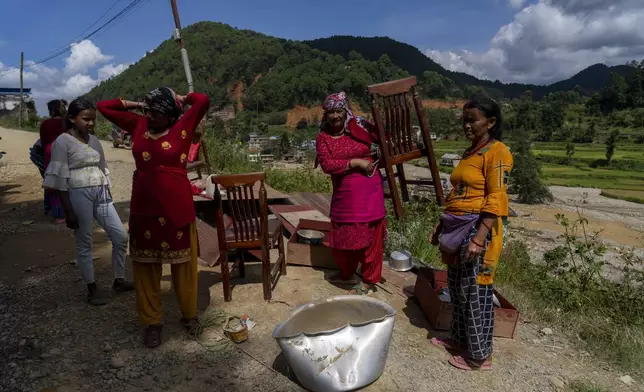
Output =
[
  {"x1": 367, "y1": 76, "x2": 423, "y2": 158},
  {"x1": 211, "y1": 172, "x2": 267, "y2": 244}
]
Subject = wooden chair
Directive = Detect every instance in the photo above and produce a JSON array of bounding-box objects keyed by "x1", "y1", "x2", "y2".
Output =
[
  {"x1": 211, "y1": 172, "x2": 286, "y2": 302},
  {"x1": 367, "y1": 76, "x2": 445, "y2": 219}
]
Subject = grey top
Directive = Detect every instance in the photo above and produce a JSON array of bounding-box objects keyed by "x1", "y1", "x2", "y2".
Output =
[{"x1": 43, "y1": 133, "x2": 110, "y2": 191}]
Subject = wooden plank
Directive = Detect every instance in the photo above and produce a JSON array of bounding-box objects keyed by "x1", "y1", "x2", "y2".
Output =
[
  {"x1": 196, "y1": 217, "x2": 220, "y2": 267},
  {"x1": 269, "y1": 204, "x2": 314, "y2": 235},
  {"x1": 288, "y1": 192, "x2": 332, "y2": 217},
  {"x1": 280, "y1": 210, "x2": 329, "y2": 230}
]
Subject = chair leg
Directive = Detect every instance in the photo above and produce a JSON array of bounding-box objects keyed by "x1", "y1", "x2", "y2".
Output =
[
  {"x1": 278, "y1": 233, "x2": 286, "y2": 275},
  {"x1": 397, "y1": 163, "x2": 410, "y2": 202},
  {"x1": 221, "y1": 250, "x2": 232, "y2": 302},
  {"x1": 384, "y1": 163, "x2": 403, "y2": 219},
  {"x1": 262, "y1": 245, "x2": 271, "y2": 301},
  {"x1": 238, "y1": 249, "x2": 246, "y2": 279}
]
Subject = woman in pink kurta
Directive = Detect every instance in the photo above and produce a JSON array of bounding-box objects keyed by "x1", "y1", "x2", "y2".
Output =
[{"x1": 316, "y1": 92, "x2": 386, "y2": 295}]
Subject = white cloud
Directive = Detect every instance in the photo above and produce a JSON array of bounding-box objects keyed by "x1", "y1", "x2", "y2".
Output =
[
  {"x1": 426, "y1": 0, "x2": 644, "y2": 84},
  {"x1": 0, "y1": 40, "x2": 129, "y2": 114},
  {"x1": 64, "y1": 40, "x2": 113, "y2": 75},
  {"x1": 508, "y1": 0, "x2": 526, "y2": 9},
  {"x1": 97, "y1": 63, "x2": 130, "y2": 81}
]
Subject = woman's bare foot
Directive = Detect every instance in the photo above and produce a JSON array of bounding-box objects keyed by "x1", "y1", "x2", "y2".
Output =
[{"x1": 347, "y1": 282, "x2": 376, "y2": 295}]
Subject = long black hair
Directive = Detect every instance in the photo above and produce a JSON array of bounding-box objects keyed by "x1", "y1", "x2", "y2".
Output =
[
  {"x1": 66, "y1": 98, "x2": 95, "y2": 130},
  {"x1": 463, "y1": 95, "x2": 503, "y2": 141}
]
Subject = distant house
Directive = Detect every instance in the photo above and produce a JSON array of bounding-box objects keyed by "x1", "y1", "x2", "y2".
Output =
[
  {"x1": 440, "y1": 153, "x2": 461, "y2": 167},
  {"x1": 412, "y1": 125, "x2": 437, "y2": 143}
]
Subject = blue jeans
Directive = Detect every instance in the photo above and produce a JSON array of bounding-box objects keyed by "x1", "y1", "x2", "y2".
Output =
[{"x1": 68, "y1": 186, "x2": 128, "y2": 284}]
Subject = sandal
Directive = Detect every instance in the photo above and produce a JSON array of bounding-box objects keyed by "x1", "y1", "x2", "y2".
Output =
[
  {"x1": 448, "y1": 355, "x2": 492, "y2": 371},
  {"x1": 181, "y1": 317, "x2": 202, "y2": 336},
  {"x1": 348, "y1": 283, "x2": 376, "y2": 296},
  {"x1": 144, "y1": 324, "x2": 163, "y2": 348}
]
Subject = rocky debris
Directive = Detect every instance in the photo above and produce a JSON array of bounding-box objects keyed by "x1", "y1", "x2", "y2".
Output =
[
  {"x1": 619, "y1": 375, "x2": 635, "y2": 386},
  {"x1": 540, "y1": 327, "x2": 554, "y2": 336},
  {"x1": 109, "y1": 357, "x2": 125, "y2": 369},
  {"x1": 548, "y1": 376, "x2": 566, "y2": 390}
]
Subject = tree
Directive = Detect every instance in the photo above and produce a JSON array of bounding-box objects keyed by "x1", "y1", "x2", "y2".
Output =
[
  {"x1": 626, "y1": 60, "x2": 644, "y2": 108},
  {"x1": 509, "y1": 128, "x2": 554, "y2": 204},
  {"x1": 605, "y1": 130, "x2": 619, "y2": 165},
  {"x1": 279, "y1": 132, "x2": 291, "y2": 157},
  {"x1": 600, "y1": 72, "x2": 628, "y2": 113},
  {"x1": 565, "y1": 142, "x2": 575, "y2": 165}
]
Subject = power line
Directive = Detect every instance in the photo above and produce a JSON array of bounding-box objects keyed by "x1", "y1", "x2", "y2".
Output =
[
  {"x1": 0, "y1": 0, "x2": 125, "y2": 74},
  {"x1": 0, "y1": 0, "x2": 147, "y2": 77},
  {"x1": 30, "y1": 0, "x2": 145, "y2": 67}
]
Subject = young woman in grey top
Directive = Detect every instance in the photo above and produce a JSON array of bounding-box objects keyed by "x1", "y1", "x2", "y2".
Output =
[{"x1": 44, "y1": 99, "x2": 134, "y2": 305}]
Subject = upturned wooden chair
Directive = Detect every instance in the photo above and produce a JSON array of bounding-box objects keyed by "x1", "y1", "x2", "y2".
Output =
[
  {"x1": 367, "y1": 76, "x2": 445, "y2": 219},
  {"x1": 211, "y1": 172, "x2": 286, "y2": 302}
]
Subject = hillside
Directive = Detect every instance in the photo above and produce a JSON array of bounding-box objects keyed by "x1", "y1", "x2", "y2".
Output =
[
  {"x1": 306, "y1": 36, "x2": 634, "y2": 99},
  {"x1": 84, "y1": 22, "x2": 408, "y2": 112},
  {"x1": 86, "y1": 22, "x2": 639, "y2": 114}
]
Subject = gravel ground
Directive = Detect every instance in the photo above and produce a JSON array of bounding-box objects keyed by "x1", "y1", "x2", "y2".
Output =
[{"x1": 0, "y1": 127, "x2": 640, "y2": 392}]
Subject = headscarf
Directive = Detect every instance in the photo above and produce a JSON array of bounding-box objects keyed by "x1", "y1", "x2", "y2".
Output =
[
  {"x1": 145, "y1": 87, "x2": 182, "y2": 117},
  {"x1": 321, "y1": 91, "x2": 376, "y2": 145}
]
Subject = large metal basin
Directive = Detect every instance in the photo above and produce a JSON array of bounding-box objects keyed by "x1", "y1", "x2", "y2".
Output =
[{"x1": 272, "y1": 295, "x2": 396, "y2": 392}]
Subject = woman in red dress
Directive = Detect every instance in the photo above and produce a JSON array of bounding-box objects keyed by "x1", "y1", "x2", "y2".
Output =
[
  {"x1": 40, "y1": 99, "x2": 68, "y2": 222},
  {"x1": 97, "y1": 87, "x2": 209, "y2": 348},
  {"x1": 316, "y1": 92, "x2": 386, "y2": 295}
]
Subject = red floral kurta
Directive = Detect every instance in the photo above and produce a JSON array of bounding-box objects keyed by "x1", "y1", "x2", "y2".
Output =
[
  {"x1": 97, "y1": 93, "x2": 209, "y2": 263},
  {"x1": 316, "y1": 130, "x2": 386, "y2": 250}
]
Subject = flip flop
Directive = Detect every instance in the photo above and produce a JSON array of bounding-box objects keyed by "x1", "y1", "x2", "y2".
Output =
[
  {"x1": 348, "y1": 284, "x2": 375, "y2": 296},
  {"x1": 448, "y1": 355, "x2": 492, "y2": 371}
]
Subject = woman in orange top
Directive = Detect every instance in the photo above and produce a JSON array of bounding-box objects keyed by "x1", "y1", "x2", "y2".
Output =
[{"x1": 429, "y1": 96, "x2": 513, "y2": 371}]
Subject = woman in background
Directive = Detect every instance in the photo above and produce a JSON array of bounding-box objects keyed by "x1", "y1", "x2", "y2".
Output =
[
  {"x1": 316, "y1": 92, "x2": 385, "y2": 296},
  {"x1": 40, "y1": 99, "x2": 68, "y2": 222},
  {"x1": 44, "y1": 99, "x2": 132, "y2": 306},
  {"x1": 98, "y1": 87, "x2": 209, "y2": 348},
  {"x1": 430, "y1": 95, "x2": 513, "y2": 371}
]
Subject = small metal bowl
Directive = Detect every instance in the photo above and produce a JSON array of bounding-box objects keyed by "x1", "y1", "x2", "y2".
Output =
[
  {"x1": 297, "y1": 229, "x2": 325, "y2": 245},
  {"x1": 388, "y1": 250, "x2": 413, "y2": 272}
]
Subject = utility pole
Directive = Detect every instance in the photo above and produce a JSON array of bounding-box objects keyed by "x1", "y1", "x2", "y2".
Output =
[
  {"x1": 19, "y1": 51, "x2": 24, "y2": 128},
  {"x1": 169, "y1": 0, "x2": 194, "y2": 93}
]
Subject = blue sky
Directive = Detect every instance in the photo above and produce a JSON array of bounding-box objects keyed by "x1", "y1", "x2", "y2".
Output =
[
  {"x1": 1, "y1": 0, "x2": 643, "y2": 113},
  {"x1": 0, "y1": 0, "x2": 518, "y2": 71}
]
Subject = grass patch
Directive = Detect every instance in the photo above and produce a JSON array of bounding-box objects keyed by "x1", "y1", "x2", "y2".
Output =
[
  {"x1": 600, "y1": 189, "x2": 644, "y2": 204},
  {"x1": 384, "y1": 200, "x2": 442, "y2": 266},
  {"x1": 569, "y1": 381, "x2": 610, "y2": 392},
  {"x1": 265, "y1": 167, "x2": 331, "y2": 193},
  {"x1": 496, "y1": 240, "x2": 644, "y2": 374}
]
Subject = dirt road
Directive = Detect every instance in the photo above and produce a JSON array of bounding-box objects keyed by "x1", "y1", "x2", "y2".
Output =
[{"x1": 0, "y1": 127, "x2": 638, "y2": 392}]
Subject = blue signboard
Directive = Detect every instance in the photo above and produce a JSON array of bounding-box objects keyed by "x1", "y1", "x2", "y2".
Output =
[{"x1": 0, "y1": 87, "x2": 32, "y2": 95}]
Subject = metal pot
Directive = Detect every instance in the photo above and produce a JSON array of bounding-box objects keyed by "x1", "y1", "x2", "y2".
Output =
[
  {"x1": 297, "y1": 229, "x2": 325, "y2": 245},
  {"x1": 388, "y1": 250, "x2": 413, "y2": 272},
  {"x1": 272, "y1": 295, "x2": 396, "y2": 392}
]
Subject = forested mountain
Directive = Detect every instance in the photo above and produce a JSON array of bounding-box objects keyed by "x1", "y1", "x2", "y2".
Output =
[
  {"x1": 85, "y1": 22, "x2": 639, "y2": 113},
  {"x1": 85, "y1": 22, "x2": 408, "y2": 112},
  {"x1": 306, "y1": 36, "x2": 634, "y2": 99}
]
